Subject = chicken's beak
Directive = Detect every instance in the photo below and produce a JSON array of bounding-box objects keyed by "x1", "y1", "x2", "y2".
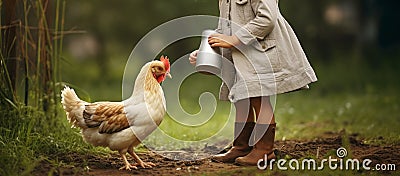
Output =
[{"x1": 166, "y1": 72, "x2": 172, "y2": 79}]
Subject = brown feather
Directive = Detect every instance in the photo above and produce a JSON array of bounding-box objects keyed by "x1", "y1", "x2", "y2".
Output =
[{"x1": 83, "y1": 102, "x2": 130, "y2": 134}]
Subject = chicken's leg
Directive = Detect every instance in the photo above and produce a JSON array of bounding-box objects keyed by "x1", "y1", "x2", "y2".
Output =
[
  {"x1": 119, "y1": 152, "x2": 137, "y2": 170},
  {"x1": 128, "y1": 148, "x2": 156, "y2": 168}
]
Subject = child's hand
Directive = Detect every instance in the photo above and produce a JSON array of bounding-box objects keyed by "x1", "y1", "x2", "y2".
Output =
[
  {"x1": 189, "y1": 50, "x2": 198, "y2": 65},
  {"x1": 208, "y1": 34, "x2": 241, "y2": 48}
]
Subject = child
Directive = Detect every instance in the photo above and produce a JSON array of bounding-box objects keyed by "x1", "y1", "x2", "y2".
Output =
[{"x1": 189, "y1": 0, "x2": 317, "y2": 166}]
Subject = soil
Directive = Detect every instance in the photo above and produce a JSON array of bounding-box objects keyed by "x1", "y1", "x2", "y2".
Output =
[{"x1": 34, "y1": 132, "x2": 400, "y2": 176}]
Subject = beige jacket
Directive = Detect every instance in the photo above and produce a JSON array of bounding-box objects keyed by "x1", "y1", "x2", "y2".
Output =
[{"x1": 217, "y1": 0, "x2": 317, "y2": 102}]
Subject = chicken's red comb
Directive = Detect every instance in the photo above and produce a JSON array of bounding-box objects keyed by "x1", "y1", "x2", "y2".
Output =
[{"x1": 160, "y1": 55, "x2": 170, "y2": 71}]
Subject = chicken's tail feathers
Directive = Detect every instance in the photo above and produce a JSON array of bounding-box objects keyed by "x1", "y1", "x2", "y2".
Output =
[{"x1": 61, "y1": 86, "x2": 87, "y2": 128}]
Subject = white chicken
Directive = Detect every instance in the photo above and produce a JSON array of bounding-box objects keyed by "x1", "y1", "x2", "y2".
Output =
[{"x1": 61, "y1": 56, "x2": 171, "y2": 170}]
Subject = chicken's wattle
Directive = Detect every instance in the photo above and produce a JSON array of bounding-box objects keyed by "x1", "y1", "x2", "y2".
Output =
[{"x1": 153, "y1": 73, "x2": 165, "y2": 83}]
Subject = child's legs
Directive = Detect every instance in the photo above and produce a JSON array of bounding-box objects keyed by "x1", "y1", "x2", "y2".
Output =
[
  {"x1": 250, "y1": 96, "x2": 275, "y2": 124},
  {"x1": 234, "y1": 96, "x2": 275, "y2": 124},
  {"x1": 234, "y1": 99, "x2": 255, "y2": 123}
]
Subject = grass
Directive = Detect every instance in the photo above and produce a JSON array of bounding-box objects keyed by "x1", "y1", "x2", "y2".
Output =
[
  {"x1": 150, "y1": 59, "x2": 400, "y2": 146},
  {"x1": 276, "y1": 88, "x2": 400, "y2": 144},
  {"x1": 0, "y1": 105, "x2": 105, "y2": 176},
  {"x1": 1, "y1": 57, "x2": 399, "y2": 175},
  {"x1": 273, "y1": 59, "x2": 400, "y2": 144},
  {"x1": 0, "y1": 1, "x2": 101, "y2": 175},
  {"x1": 1, "y1": 61, "x2": 398, "y2": 175}
]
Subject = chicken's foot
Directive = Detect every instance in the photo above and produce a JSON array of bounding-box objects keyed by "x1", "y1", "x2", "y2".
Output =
[
  {"x1": 128, "y1": 148, "x2": 156, "y2": 168},
  {"x1": 119, "y1": 153, "x2": 138, "y2": 170}
]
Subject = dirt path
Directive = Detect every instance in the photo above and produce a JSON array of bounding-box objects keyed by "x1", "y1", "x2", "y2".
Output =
[{"x1": 35, "y1": 132, "x2": 399, "y2": 175}]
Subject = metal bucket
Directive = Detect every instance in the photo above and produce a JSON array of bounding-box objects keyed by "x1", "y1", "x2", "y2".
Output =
[{"x1": 195, "y1": 30, "x2": 222, "y2": 75}]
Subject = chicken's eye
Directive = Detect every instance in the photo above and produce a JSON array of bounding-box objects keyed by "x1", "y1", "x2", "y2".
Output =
[{"x1": 155, "y1": 66, "x2": 163, "y2": 72}]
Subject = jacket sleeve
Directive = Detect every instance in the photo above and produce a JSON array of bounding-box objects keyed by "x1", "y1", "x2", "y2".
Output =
[{"x1": 235, "y1": 0, "x2": 278, "y2": 45}]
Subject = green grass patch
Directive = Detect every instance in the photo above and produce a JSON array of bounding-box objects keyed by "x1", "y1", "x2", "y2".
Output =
[
  {"x1": 275, "y1": 90, "x2": 400, "y2": 144},
  {"x1": 274, "y1": 59, "x2": 400, "y2": 144},
  {"x1": 1, "y1": 57, "x2": 398, "y2": 175},
  {"x1": 0, "y1": 105, "x2": 104, "y2": 176}
]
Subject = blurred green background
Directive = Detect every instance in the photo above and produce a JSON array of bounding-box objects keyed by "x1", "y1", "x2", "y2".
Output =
[
  {"x1": 61, "y1": 0, "x2": 400, "y2": 141},
  {"x1": 61, "y1": 0, "x2": 400, "y2": 99},
  {"x1": 1, "y1": 0, "x2": 400, "y2": 175}
]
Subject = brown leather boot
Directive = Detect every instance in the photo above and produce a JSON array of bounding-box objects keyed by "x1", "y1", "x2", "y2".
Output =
[
  {"x1": 235, "y1": 123, "x2": 276, "y2": 166},
  {"x1": 212, "y1": 122, "x2": 255, "y2": 163}
]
